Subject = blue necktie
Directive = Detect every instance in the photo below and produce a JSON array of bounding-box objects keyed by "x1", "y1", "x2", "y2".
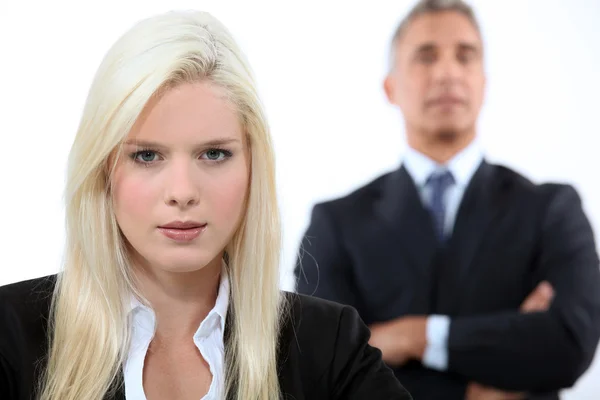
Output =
[{"x1": 427, "y1": 170, "x2": 455, "y2": 242}]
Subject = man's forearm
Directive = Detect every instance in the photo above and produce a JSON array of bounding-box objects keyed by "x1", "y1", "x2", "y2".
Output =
[{"x1": 447, "y1": 309, "x2": 597, "y2": 392}]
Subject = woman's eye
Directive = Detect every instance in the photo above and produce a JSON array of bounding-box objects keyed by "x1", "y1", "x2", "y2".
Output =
[
  {"x1": 135, "y1": 151, "x2": 158, "y2": 163},
  {"x1": 202, "y1": 149, "x2": 227, "y2": 161}
]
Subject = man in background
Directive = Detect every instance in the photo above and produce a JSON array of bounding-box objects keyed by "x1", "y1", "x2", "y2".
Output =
[{"x1": 294, "y1": 1, "x2": 600, "y2": 399}]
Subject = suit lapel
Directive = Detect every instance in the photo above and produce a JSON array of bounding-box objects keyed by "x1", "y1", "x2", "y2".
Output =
[
  {"x1": 377, "y1": 166, "x2": 438, "y2": 277},
  {"x1": 105, "y1": 370, "x2": 125, "y2": 400},
  {"x1": 223, "y1": 309, "x2": 237, "y2": 400},
  {"x1": 223, "y1": 304, "x2": 295, "y2": 400},
  {"x1": 439, "y1": 162, "x2": 510, "y2": 312}
]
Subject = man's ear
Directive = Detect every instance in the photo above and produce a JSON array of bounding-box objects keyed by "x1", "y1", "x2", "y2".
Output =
[{"x1": 383, "y1": 74, "x2": 395, "y2": 105}]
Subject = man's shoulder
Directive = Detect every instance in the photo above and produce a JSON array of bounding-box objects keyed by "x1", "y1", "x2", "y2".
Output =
[
  {"x1": 489, "y1": 163, "x2": 577, "y2": 199},
  {"x1": 312, "y1": 169, "x2": 397, "y2": 214}
]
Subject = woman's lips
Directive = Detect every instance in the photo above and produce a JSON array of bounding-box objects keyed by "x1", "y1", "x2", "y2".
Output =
[{"x1": 158, "y1": 224, "x2": 206, "y2": 242}]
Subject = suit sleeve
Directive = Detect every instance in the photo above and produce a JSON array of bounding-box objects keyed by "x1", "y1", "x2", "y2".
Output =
[
  {"x1": 446, "y1": 185, "x2": 600, "y2": 392},
  {"x1": 294, "y1": 204, "x2": 363, "y2": 310},
  {"x1": 0, "y1": 294, "x2": 18, "y2": 400},
  {"x1": 0, "y1": 353, "x2": 17, "y2": 399},
  {"x1": 331, "y1": 305, "x2": 413, "y2": 399}
]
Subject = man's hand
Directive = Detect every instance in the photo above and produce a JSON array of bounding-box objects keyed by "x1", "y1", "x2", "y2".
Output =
[
  {"x1": 368, "y1": 316, "x2": 428, "y2": 366},
  {"x1": 465, "y1": 383, "x2": 526, "y2": 400},
  {"x1": 465, "y1": 281, "x2": 555, "y2": 399},
  {"x1": 519, "y1": 280, "x2": 555, "y2": 313}
]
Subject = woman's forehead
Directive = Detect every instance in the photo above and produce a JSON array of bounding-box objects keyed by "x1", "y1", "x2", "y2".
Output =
[{"x1": 124, "y1": 81, "x2": 236, "y2": 139}]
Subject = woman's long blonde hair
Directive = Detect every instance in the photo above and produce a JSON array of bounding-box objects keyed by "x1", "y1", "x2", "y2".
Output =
[{"x1": 40, "y1": 10, "x2": 285, "y2": 400}]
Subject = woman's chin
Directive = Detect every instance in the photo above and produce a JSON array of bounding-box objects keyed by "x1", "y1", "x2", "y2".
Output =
[{"x1": 151, "y1": 253, "x2": 221, "y2": 275}]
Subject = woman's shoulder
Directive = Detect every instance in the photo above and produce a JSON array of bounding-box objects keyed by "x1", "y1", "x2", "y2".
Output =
[
  {"x1": 279, "y1": 290, "x2": 361, "y2": 357},
  {"x1": 0, "y1": 275, "x2": 56, "y2": 363},
  {"x1": 277, "y1": 292, "x2": 412, "y2": 399},
  {"x1": 0, "y1": 274, "x2": 57, "y2": 313},
  {"x1": 282, "y1": 291, "x2": 352, "y2": 321},
  {"x1": 280, "y1": 291, "x2": 365, "y2": 343},
  {"x1": 0, "y1": 274, "x2": 56, "y2": 293},
  {"x1": 279, "y1": 291, "x2": 370, "y2": 356}
]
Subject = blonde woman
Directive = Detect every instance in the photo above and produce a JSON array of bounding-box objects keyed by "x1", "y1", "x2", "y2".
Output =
[{"x1": 0, "y1": 10, "x2": 412, "y2": 400}]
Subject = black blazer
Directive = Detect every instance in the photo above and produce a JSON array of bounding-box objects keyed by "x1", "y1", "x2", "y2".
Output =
[
  {"x1": 295, "y1": 161, "x2": 600, "y2": 400},
  {"x1": 0, "y1": 275, "x2": 412, "y2": 400}
]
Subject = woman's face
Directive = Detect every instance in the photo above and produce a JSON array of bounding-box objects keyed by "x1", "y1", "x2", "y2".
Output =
[{"x1": 112, "y1": 81, "x2": 249, "y2": 274}]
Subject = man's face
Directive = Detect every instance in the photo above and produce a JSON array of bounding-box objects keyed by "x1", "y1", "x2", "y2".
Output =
[{"x1": 385, "y1": 11, "x2": 486, "y2": 141}]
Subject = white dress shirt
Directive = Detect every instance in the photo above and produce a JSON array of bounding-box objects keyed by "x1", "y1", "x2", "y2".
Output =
[
  {"x1": 402, "y1": 140, "x2": 483, "y2": 371},
  {"x1": 124, "y1": 268, "x2": 229, "y2": 400}
]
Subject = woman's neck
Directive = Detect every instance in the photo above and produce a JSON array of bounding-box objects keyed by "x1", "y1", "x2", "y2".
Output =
[{"x1": 134, "y1": 256, "x2": 223, "y2": 342}]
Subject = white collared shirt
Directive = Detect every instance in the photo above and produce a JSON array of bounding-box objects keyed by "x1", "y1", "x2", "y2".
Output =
[
  {"x1": 403, "y1": 139, "x2": 484, "y2": 237},
  {"x1": 124, "y1": 269, "x2": 229, "y2": 400},
  {"x1": 402, "y1": 140, "x2": 484, "y2": 371}
]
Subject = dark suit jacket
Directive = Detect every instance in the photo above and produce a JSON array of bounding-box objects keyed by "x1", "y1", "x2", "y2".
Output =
[
  {"x1": 0, "y1": 275, "x2": 412, "y2": 400},
  {"x1": 295, "y1": 161, "x2": 600, "y2": 400}
]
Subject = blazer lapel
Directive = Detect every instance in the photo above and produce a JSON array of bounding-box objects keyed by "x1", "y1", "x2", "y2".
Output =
[
  {"x1": 223, "y1": 310, "x2": 237, "y2": 400},
  {"x1": 105, "y1": 369, "x2": 125, "y2": 400},
  {"x1": 439, "y1": 162, "x2": 511, "y2": 312},
  {"x1": 221, "y1": 307, "x2": 295, "y2": 400},
  {"x1": 377, "y1": 166, "x2": 439, "y2": 278}
]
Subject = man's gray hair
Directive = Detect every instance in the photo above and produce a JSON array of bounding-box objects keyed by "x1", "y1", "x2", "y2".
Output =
[{"x1": 388, "y1": 0, "x2": 481, "y2": 69}]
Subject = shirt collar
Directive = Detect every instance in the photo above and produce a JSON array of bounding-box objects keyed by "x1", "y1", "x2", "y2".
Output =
[
  {"x1": 403, "y1": 139, "x2": 483, "y2": 188},
  {"x1": 211, "y1": 266, "x2": 229, "y2": 334}
]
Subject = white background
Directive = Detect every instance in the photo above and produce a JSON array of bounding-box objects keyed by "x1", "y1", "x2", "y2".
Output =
[{"x1": 0, "y1": 1, "x2": 598, "y2": 398}]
